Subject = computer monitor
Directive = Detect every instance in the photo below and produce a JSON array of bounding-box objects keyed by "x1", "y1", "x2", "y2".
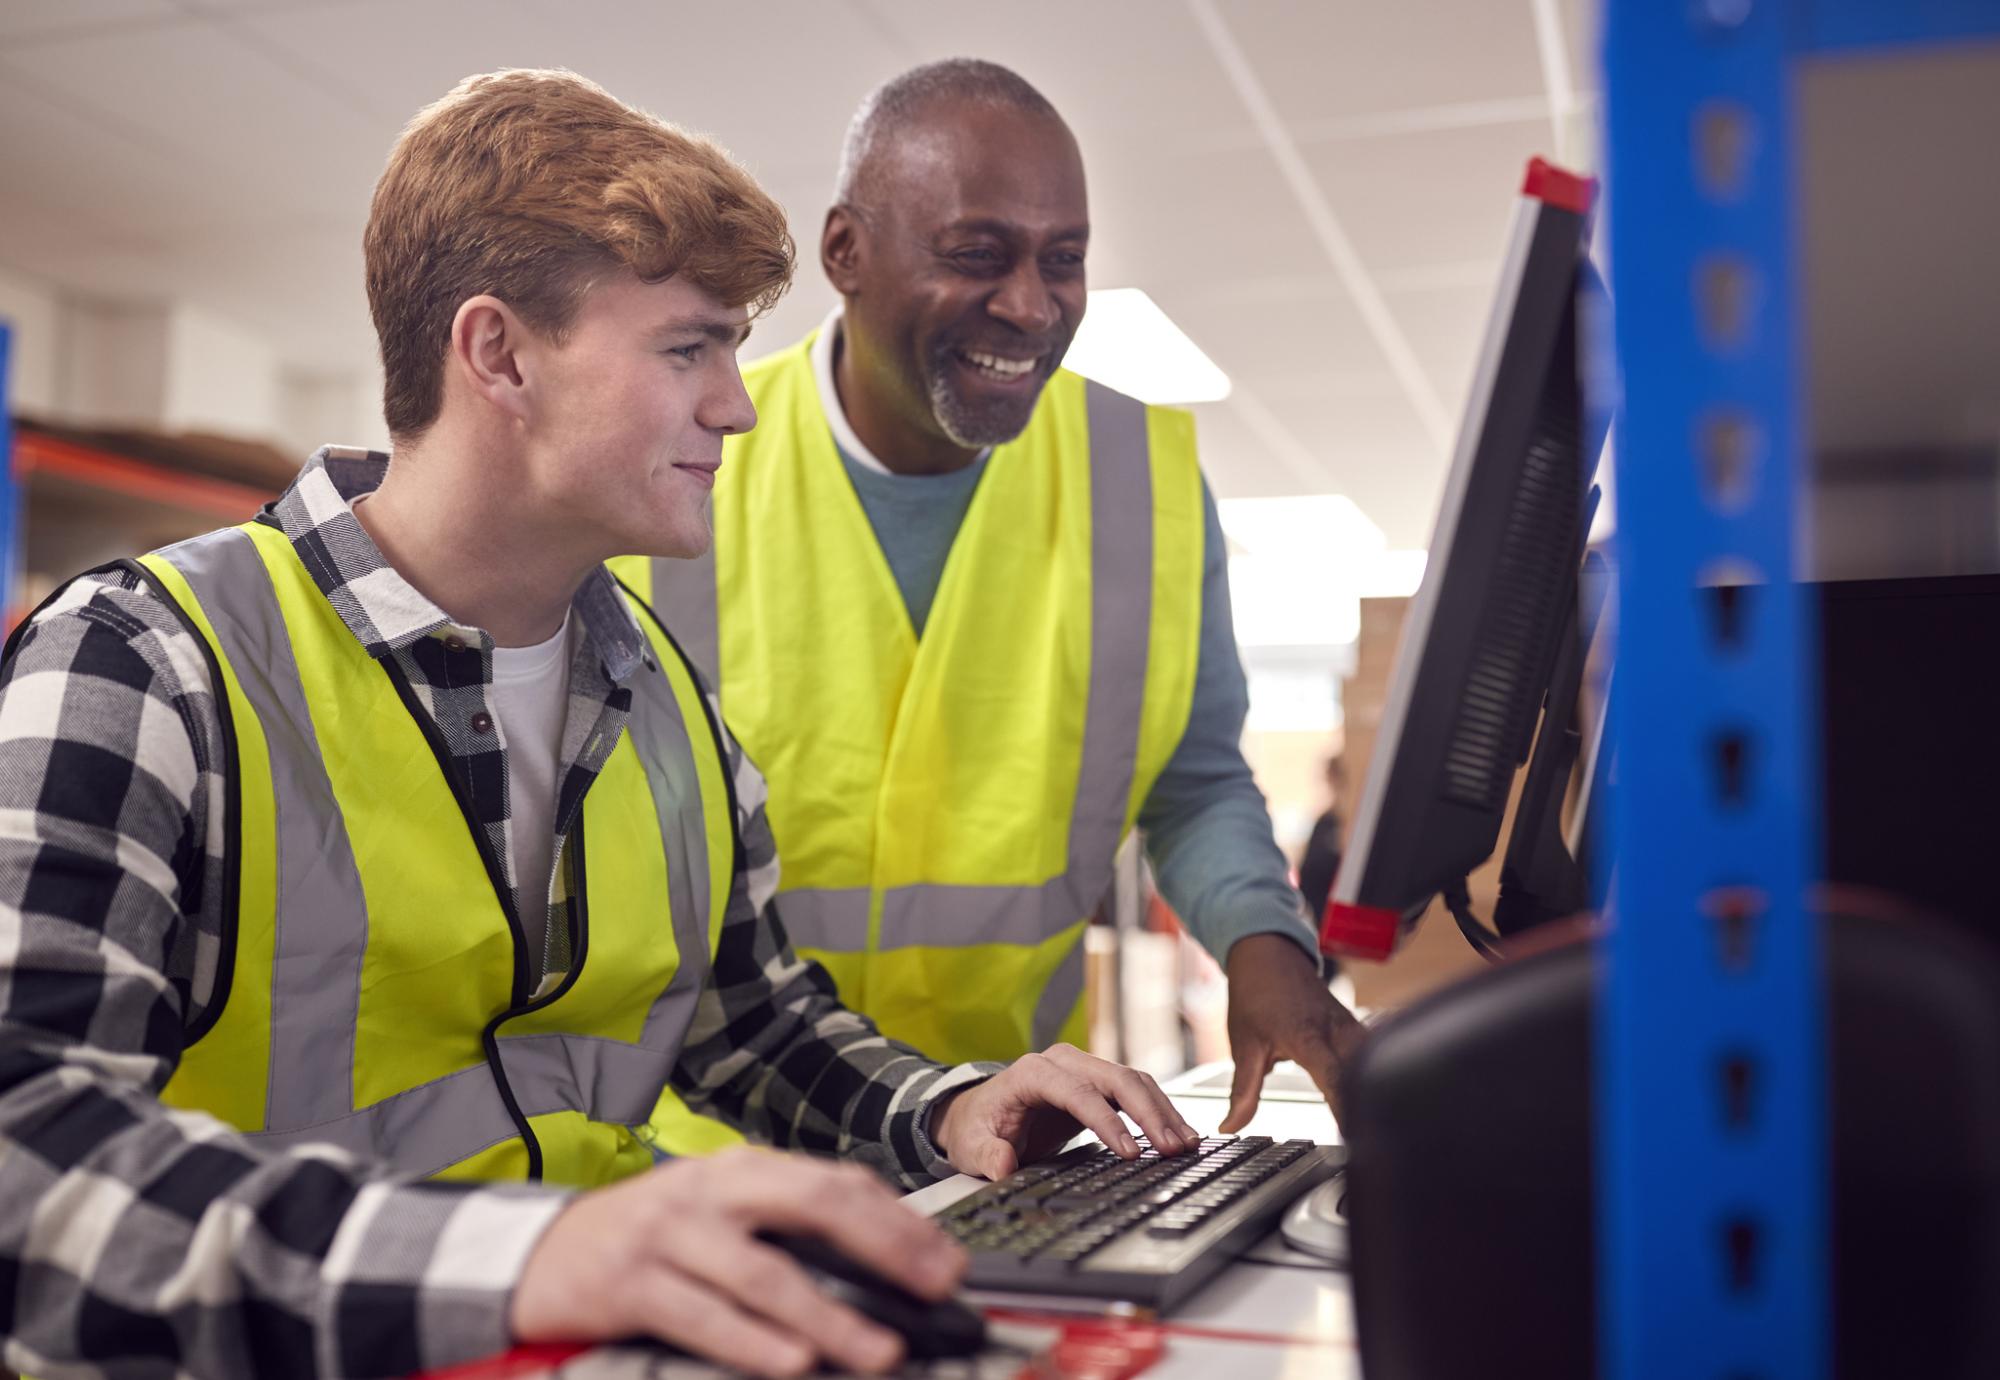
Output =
[{"x1": 1321, "y1": 159, "x2": 1607, "y2": 963}]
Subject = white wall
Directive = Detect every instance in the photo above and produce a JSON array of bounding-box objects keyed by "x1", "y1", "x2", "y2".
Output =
[
  {"x1": 163, "y1": 304, "x2": 283, "y2": 440},
  {"x1": 62, "y1": 302, "x2": 173, "y2": 429},
  {"x1": 67, "y1": 300, "x2": 291, "y2": 444},
  {"x1": 278, "y1": 367, "x2": 389, "y2": 458},
  {"x1": 5, "y1": 275, "x2": 384, "y2": 463},
  {"x1": 0, "y1": 265, "x2": 62, "y2": 416}
]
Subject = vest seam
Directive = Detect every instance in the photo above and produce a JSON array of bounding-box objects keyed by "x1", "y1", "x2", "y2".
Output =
[{"x1": 116, "y1": 555, "x2": 244, "y2": 1049}]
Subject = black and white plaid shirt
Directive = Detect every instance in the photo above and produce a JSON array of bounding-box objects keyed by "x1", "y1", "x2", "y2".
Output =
[{"x1": 0, "y1": 448, "x2": 992, "y2": 1379}]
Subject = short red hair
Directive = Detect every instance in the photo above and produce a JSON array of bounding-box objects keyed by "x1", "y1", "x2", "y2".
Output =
[{"x1": 365, "y1": 68, "x2": 795, "y2": 439}]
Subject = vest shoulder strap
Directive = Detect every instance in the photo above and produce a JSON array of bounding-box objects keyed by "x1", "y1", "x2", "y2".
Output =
[{"x1": 610, "y1": 570, "x2": 744, "y2": 879}]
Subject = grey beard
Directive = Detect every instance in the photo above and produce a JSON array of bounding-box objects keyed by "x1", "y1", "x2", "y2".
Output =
[{"x1": 924, "y1": 343, "x2": 1042, "y2": 449}]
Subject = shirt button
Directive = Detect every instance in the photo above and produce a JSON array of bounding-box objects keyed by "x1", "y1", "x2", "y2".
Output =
[
  {"x1": 470, "y1": 711, "x2": 494, "y2": 734},
  {"x1": 443, "y1": 634, "x2": 467, "y2": 653}
]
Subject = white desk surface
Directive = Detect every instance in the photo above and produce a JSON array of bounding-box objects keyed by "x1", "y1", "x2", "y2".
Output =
[
  {"x1": 522, "y1": 1066, "x2": 1355, "y2": 1380},
  {"x1": 901, "y1": 1063, "x2": 1356, "y2": 1380}
]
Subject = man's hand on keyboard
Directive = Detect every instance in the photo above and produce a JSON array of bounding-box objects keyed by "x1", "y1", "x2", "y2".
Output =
[{"x1": 928, "y1": 1042, "x2": 1203, "y2": 1180}]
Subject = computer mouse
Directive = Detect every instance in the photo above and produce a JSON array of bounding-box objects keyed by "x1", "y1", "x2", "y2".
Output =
[
  {"x1": 1278, "y1": 1176, "x2": 1349, "y2": 1263},
  {"x1": 761, "y1": 1232, "x2": 988, "y2": 1361}
]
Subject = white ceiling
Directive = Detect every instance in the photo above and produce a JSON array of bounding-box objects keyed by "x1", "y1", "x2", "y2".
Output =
[{"x1": 0, "y1": 0, "x2": 1601, "y2": 546}]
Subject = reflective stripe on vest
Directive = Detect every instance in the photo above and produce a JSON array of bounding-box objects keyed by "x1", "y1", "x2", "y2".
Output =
[
  {"x1": 612, "y1": 345, "x2": 1203, "y2": 1064},
  {"x1": 145, "y1": 523, "x2": 731, "y2": 1185}
]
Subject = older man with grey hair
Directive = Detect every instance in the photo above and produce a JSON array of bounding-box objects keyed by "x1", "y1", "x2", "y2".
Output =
[{"x1": 618, "y1": 58, "x2": 1363, "y2": 1143}]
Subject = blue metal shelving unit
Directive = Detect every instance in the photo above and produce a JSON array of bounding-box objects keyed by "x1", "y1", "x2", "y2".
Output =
[{"x1": 1599, "y1": 3, "x2": 2000, "y2": 1378}]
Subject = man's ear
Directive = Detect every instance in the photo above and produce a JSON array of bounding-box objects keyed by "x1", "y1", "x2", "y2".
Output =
[
  {"x1": 821, "y1": 205, "x2": 867, "y2": 296},
  {"x1": 449, "y1": 295, "x2": 532, "y2": 423}
]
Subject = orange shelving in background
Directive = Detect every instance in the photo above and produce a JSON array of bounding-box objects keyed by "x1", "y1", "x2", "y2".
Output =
[
  {"x1": 15, "y1": 430, "x2": 275, "y2": 525},
  {"x1": 6, "y1": 417, "x2": 290, "y2": 631}
]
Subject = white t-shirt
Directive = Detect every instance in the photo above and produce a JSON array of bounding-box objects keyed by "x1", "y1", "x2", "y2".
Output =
[{"x1": 489, "y1": 614, "x2": 574, "y2": 966}]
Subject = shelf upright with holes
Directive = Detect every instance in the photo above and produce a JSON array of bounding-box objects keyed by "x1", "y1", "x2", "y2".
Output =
[{"x1": 1597, "y1": 3, "x2": 2000, "y2": 1378}]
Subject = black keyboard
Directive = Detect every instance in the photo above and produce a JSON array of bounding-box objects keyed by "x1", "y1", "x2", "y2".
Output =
[{"x1": 933, "y1": 1134, "x2": 1345, "y2": 1313}]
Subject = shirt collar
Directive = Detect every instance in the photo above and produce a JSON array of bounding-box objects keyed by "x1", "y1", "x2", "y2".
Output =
[
  {"x1": 266, "y1": 446, "x2": 649, "y2": 681},
  {"x1": 809, "y1": 308, "x2": 992, "y2": 474}
]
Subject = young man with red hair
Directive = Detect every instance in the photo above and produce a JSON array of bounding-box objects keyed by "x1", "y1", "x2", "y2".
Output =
[{"x1": 0, "y1": 69, "x2": 1193, "y2": 1379}]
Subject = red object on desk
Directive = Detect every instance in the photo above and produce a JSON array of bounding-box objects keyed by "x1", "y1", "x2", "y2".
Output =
[
  {"x1": 1018, "y1": 1320, "x2": 1168, "y2": 1379},
  {"x1": 409, "y1": 1321, "x2": 1170, "y2": 1378},
  {"x1": 411, "y1": 1343, "x2": 588, "y2": 1379}
]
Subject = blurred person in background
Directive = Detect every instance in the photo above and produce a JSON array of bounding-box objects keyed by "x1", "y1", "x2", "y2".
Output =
[
  {"x1": 1296, "y1": 755, "x2": 1348, "y2": 927},
  {"x1": 616, "y1": 59, "x2": 1362, "y2": 1140},
  {"x1": 0, "y1": 68, "x2": 1200, "y2": 1380}
]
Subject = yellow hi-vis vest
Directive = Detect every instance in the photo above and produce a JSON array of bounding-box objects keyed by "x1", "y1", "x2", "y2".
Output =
[
  {"x1": 132, "y1": 520, "x2": 734, "y2": 1188},
  {"x1": 612, "y1": 335, "x2": 1203, "y2": 1069}
]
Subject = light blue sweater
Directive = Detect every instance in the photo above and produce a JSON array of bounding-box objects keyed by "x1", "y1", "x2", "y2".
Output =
[{"x1": 836, "y1": 449, "x2": 1319, "y2": 968}]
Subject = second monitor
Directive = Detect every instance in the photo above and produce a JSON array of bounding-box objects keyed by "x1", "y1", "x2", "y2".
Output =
[{"x1": 1321, "y1": 158, "x2": 1607, "y2": 964}]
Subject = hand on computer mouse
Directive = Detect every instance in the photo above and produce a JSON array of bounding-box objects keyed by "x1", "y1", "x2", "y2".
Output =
[
  {"x1": 928, "y1": 1041, "x2": 1203, "y2": 1180},
  {"x1": 760, "y1": 1232, "x2": 987, "y2": 1361},
  {"x1": 510, "y1": 1147, "x2": 966, "y2": 1378}
]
